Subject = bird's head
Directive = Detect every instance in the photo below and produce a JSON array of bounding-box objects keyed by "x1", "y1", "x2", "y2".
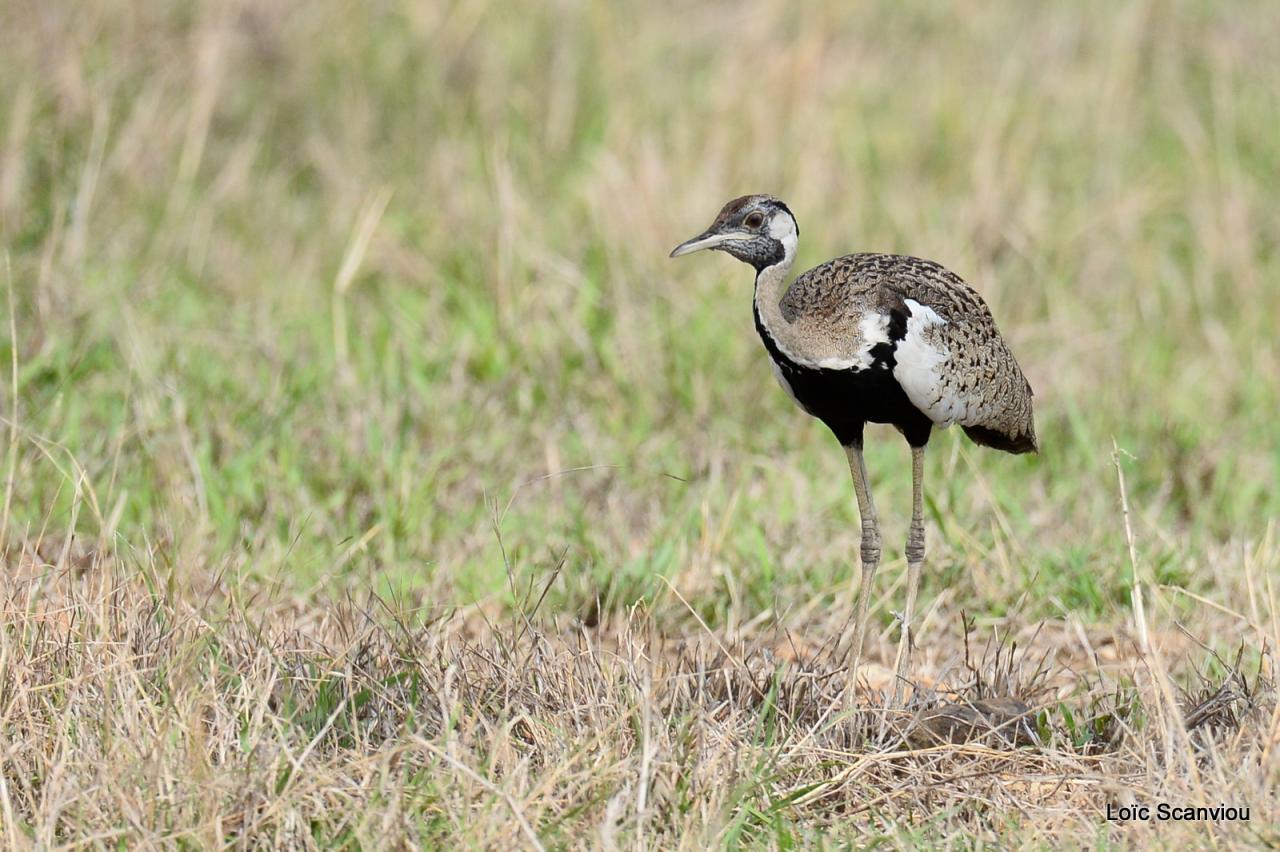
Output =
[{"x1": 669, "y1": 194, "x2": 799, "y2": 272}]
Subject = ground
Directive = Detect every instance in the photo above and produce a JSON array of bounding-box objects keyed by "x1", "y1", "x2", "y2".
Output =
[{"x1": 1, "y1": 0, "x2": 1278, "y2": 847}]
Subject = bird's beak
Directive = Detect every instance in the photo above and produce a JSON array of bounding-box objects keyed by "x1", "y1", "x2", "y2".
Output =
[{"x1": 669, "y1": 230, "x2": 749, "y2": 258}]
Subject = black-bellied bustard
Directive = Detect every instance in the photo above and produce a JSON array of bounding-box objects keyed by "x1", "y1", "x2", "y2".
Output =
[{"x1": 671, "y1": 195, "x2": 1036, "y2": 690}]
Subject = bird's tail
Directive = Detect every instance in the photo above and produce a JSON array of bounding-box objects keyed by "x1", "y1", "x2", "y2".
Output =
[{"x1": 961, "y1": 423, "x2": 1038, "y2": 455}]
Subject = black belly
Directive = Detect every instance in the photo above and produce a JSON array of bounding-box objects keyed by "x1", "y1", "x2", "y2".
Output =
[{"x1": 755, "y1": 307, "x2": 933, "y2": 449}]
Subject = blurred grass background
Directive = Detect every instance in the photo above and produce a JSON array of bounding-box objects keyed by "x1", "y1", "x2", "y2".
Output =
[{"x1": 2, "y1": 0, "x2": 1278, "y2": 630}]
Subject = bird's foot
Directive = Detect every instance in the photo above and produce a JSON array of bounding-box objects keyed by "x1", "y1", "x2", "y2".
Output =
[{"x1": 891, "y1": 610, "x2": 918, "y2": 652}]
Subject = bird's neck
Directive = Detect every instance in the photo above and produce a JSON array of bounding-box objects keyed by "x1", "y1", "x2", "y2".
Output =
[{"x1": 752, "y1": 235, "x2": 796, "y2": 337}]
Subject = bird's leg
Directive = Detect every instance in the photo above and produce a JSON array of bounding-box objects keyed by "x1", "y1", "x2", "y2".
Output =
[
  {"x1": 843, "y1": 443, "x2": 881, "y2": 694},
  {"x1": 892, "y1": 445, "x2": 927, "y2": 697}
]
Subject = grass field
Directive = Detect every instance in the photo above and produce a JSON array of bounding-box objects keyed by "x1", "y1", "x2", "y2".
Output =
[{"x1": 2, "y1": 0, "x2": 1279, "y2": 846}]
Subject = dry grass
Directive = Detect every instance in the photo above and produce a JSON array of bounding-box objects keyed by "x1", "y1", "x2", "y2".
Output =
[
  {"x1": 2, "y1": 546, "x2": 1277, "y2": 847},
  {"x1": 3, "y1": 0, "x2": 1280, "y2": 846}
]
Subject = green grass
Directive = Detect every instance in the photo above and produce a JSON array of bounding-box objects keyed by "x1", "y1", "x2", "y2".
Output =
[{"x1": 2, "y1": 0, "x2": 1279, "y2": 846}]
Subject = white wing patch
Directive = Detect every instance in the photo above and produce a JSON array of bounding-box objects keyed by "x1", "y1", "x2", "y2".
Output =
[{"x1": 893, "y1": 298, "x2": 964, "y2": 427}]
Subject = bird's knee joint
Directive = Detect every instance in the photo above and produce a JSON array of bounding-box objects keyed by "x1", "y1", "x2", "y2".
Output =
[
  {"x1": 906, "y1": 527, "x2": 925, "y2": 564},
  {"x1": 860, "y1": 538, "x2": 881, "y2": 566}
]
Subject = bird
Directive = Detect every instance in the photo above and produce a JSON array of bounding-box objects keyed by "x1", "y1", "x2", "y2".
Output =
[{"x1": 670, "y1": 194, "x2": 1036, "y2": 690}]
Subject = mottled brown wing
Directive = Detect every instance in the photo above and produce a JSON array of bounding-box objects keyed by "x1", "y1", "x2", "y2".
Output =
[{"x1": 879, "y1": 262, "x2": 1037, "y2": 453}]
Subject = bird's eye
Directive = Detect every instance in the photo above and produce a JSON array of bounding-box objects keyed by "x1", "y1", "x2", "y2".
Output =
[{"x1": 744, "y1": 211, "x2": 765, "y2": 229}]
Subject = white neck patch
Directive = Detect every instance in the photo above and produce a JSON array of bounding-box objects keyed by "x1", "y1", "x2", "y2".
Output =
[{"x1": 767, "y1": 210, "x2": 798, "y2": 270}]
